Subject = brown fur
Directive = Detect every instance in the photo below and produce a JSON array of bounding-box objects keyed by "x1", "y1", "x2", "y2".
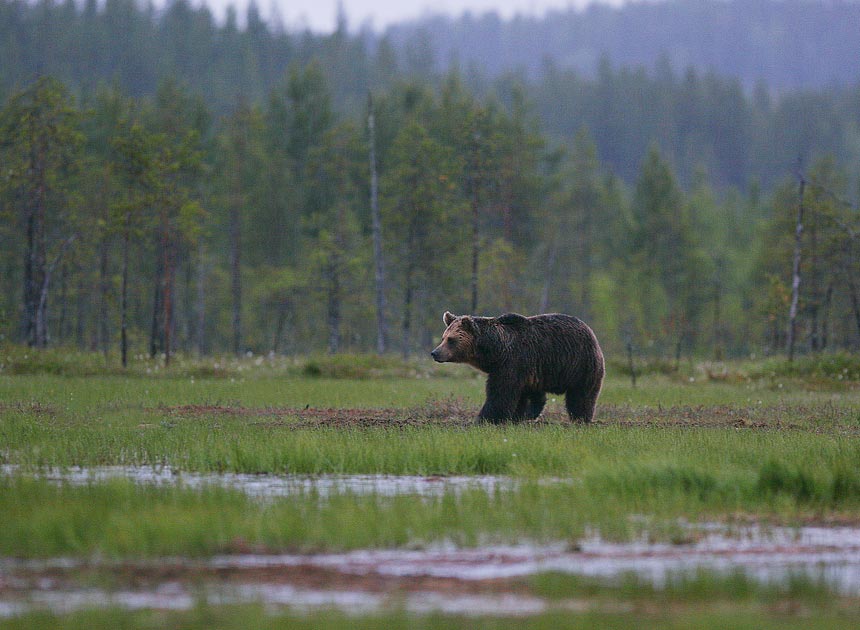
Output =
[{"x1": 431, "y1": 311, "x2": 605, "y2": 424}]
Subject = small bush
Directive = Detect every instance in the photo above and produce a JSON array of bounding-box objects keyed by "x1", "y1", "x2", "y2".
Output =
[
  {"x1": 294, "y1": 353, "x2": 476, "y2": 380},
  {"x1": 299, "y1": 354, "x2": 415, "y2": 379},
  {"x1": 830, "y1": 468, "x2": 860, "y2": 505},
  {"x1": 587, "y1": 464, "x2": 721, "y2": 503},
  {"x1": 750, "y1": 353, "x2": 860, "y2": 382},
  {"x1": 756, "y1": 460, "x2": 818, "y2": 503},
  {"x1": 608, "y1": 356, "x2": 683, "y2": 377},
  {"x1": 2, "y1": 347, "x2": 115, "y2": 376}
]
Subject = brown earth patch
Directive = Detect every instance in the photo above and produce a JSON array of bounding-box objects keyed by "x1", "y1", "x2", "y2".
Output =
[
  {"x1": 154, "y1": 401, "x2": 859, "y2": 433},
  {"x1": 160, "y1": 398, "x2": 480, "y2": 429},
  {"x1": 1, "y1": 560, "x2": 526, "y2": 599},
  {"x1": 0, "y1": 401, "x2": 58, "y2": 416},
  {"x1": 598, "y1": 403, "x2": 860, "y2": 433}
]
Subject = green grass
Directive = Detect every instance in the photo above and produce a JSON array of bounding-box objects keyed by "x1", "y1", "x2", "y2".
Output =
[
  {"x1": 4, "y1": 406, "x2": 860, "y2": 476},
  {"x1": 4, "y1": 603, "x2": 860, "y2": 630},
  {"x1": 2, "y1": 351, "x2": 860, "y2": 555},
  {"x1": 531, "y1": 569, "x2": 839, "y2": 603},
  {"x1": 2, "y1": 353, "x2": 860, "y2": 626},
  {"x1": 6, "y1": 440, "x2": 860, "y2": 558},
  {"x1": 0, "y1": 374, "x2": 483, "y2": 412}
]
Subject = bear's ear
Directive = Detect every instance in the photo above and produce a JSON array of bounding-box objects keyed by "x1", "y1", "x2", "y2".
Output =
[
  {"x1": 460, "y1": 316, "x2": 477, "y2": 334},
  {"x1": 443, "y1": 311, "x2": 457, "y2": 326}
]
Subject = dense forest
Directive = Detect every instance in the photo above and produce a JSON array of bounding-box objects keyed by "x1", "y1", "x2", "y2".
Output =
[
  {"x1": 1, "y1": 0, "x2": 859, "y2": 361},
  {"x1": 388, "y1": 0, "x2": 860, "y2": 90},
  {"x1": 4, "y1": 0, "x2": 860, "y2": 189}
]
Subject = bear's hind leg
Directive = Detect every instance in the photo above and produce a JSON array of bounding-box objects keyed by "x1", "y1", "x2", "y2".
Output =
[
  {"x1": 565, "y1": 389, "x2": 597, "y2": 423},
  {"x1": 514, "y1": 394, "x2": 530, "y2": 420},
  {"x1": 525, "y1": 392, "x2": 546, "y2": 419}
]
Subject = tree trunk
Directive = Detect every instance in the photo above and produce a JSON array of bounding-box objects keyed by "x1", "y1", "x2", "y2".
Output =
[
  {"x1": 196, "y1": 241, "x2": 206, "y2": 357},
  {"x1": 467, "y1": 121, "x2": 482, "y2": 314},
  {"x1": 182, "y1": 254, "x2": 193, "y2": 353},
  {"x1": 579, "y1": 194, "x2": 593, "y2": 319},
  {"x1": 327, "y1": 259, "x2": 341, "y2": 354},
  {"x1": 626, "y1": 340, "x2": 637, "y2": 388},
  {"x1": 33, "y1": 160, "x2": 48, "y2": 348},
  {"x1": 786, "y1": 176, "x2": 805, "y2": 361},
  {"x1": 120, "y1": 224, "x2": 129, "y2": 368},
  {"x1": 23, "y1": 158, "x2": 48, "y2": 347},
  {"x1": 539, "y1": 238, "x2": 557, "y2": 314},
  {"x1": 368, "y1": 93, "x2": 388, "y2": 354},
  {"x1": 230, "y1": 204, "x2": 242, "y2": 356},
  {"x1": 163, "y1": 215, "x2": 174, "y2": 367},
  {"x1": 402, "y1": 276, "x2": 413, "y2": 360},
  {"x1": 807, "y1": 201, "x2": 820, "y2": 352},
  {"x1": 98, "y1": 237, "x2": 110, "y2": 357},
  {"x1": 75, "y1": 274, "x2": 86, "y2": 349},
  {"x1": 35, "y1": 270, "x2": 50, "y2": 349},
  {"x1": 58, "y1": 262, "x2": 67, "y2": 344},
  {"x1": 402, "y1": 221, "x2": 417, "y2": 359},
  {"x1": 848, "y1": 276, "x2": 860, "y2": 342},
  {"x1": 712, "y1": 273, "x2": 723, "y2": 360},
  {"x1": 273, "y1": 300, "x2": 289, "y2": 354},
  {"x1": 327, "y1": 204, "x2": 348, "y2": 355},
  {"x1": 34, "y1": 235, "x2": 74, "y2": 351},
  {"x1": 820, "y1": 282, "x2": 833, "y2": 351},
  {"x1": 150, "y1": 226, "x2": 163, "y2": 358},
  {"x1": 22, "y1": 208, "x2": 35, "y2": 344},
  {"x1": 846, "y1": 233, "x2": 860, "y2": 344}
]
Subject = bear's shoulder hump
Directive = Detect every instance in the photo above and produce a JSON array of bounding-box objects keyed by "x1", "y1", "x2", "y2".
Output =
[{"x1": 496, "y1": 312, "x2": 529, "y2": 326}]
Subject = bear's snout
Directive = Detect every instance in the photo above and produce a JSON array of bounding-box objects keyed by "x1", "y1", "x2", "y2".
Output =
[{"x1": 431, "y1": 345, "x2": 452, "y2": 362}]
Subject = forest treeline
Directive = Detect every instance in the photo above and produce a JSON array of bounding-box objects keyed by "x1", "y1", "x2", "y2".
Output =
[
  {"x1": 1, "y1": 0, "x2": 860, "y2": 360},
  {"x1": 2, "y1": 69, "x2": 859, "y2": 362},
  {"x1": 4, "y1": 0, "x2": 860, "y2": 191}
]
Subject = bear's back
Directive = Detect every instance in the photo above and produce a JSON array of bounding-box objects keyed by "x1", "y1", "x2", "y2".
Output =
[{"x1": 500, "y1": 313, "x2": 602, "y2": 390}]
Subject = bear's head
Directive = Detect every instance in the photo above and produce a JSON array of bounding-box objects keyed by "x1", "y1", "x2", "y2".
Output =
[{"x1": 431, "y1": 311, "x2": 478, "y2": 364}]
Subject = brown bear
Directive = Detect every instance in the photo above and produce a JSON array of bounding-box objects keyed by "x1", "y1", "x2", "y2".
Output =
[{"x1": 431, "y1": 311, "x2": 604, "y2": 423}]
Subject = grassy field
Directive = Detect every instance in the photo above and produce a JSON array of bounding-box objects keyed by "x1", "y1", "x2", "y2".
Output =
[
  {"x1": 2, "y1": 350, "x2": 860, "y2": 548},
  {"x1": 2, "y1": 348, "x2": 860, "y2": 626},
  {"x1": 8, "y1": 606, "x2": 860, "y2": 630},
  {"x1": 6, "y1": 605, "x2": 860, "y2": 630}
]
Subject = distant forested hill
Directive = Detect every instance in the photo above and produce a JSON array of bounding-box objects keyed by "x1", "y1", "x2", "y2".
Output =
[
  {"x1": 385, "y1": 0, "x2": 860, "y2": 90},
  {"x1": 2, "y1": 0, "x2": 859, "y2": 190}
]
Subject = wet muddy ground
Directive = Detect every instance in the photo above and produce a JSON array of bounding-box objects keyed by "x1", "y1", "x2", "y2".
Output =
[
  {"x1": 4, "y1": 493, "x2": 860, "y2": 618},
  {"x1": 5, "y1": 401, "x2": 860, "y2": 618}
]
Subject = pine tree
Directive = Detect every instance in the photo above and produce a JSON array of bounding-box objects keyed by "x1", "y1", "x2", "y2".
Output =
[{"x1": 0, "y1": 77, "x2": 82, "y2": 348}]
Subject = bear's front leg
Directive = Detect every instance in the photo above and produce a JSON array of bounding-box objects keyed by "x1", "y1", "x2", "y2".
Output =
[{"x1": 478, "y1": 374, "x2": 522, "y2": 424}]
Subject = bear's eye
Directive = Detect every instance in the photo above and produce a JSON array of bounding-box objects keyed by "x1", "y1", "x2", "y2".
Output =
[{"x1": 447, "y1": 337, "x2": 458, "y2": 347}]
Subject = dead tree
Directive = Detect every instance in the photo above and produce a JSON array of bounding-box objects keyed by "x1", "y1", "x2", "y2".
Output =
[
  {"x1": 467, "y1": 125, "x2": 482, "y2": 314},
  {"x1": 368, "y1": 93, "x2": 388, "y2": 354},
  {"x1": 120, "y1": 213, "x2": 130, "y2": 367},
  {"x1": 786, "y1": 175, "x2": 805, "y2": 361},
  {"x1": 229, "y1": 199, "x2": 242, "y2": 356}
]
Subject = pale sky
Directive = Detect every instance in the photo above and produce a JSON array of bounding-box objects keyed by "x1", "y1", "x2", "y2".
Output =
[{"x1": 195, "y1": 0, "x2": 628, "y2": 33}]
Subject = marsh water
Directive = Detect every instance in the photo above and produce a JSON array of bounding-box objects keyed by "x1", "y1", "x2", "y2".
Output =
[
  {"x1": 5, "y1": 525, "x2": 860, "y2": 617},
  {"x1": 0, "y1": 464, "x2": 519, "y2": 497},
  {"x1": 5, "y1": 465, "x2": 860, "y2": 617}
]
